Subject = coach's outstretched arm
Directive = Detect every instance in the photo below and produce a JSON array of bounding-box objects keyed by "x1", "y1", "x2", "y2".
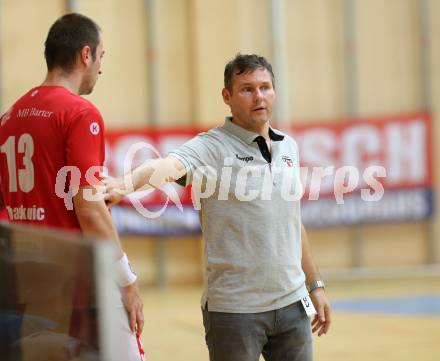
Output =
[
  {"x1": 74, "y1": 186, "x2": 144, "y2": 334},
  {"x1": 104, "y1": 155, "x2": 186, "y2": 207},
  {"x1": 301, "y1": 223, "x2": 332, "y2": 337}
]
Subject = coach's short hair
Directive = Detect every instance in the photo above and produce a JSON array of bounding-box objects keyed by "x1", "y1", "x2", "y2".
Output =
[
  {"x1": 224, "y1": 54, "x2": 275, "y2": 93},
  {"x1": 44, "y1": 13, "x2": 101, "y2": 72}
]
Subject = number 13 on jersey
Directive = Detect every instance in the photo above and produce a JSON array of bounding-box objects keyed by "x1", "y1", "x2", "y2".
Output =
[{"x1": 0, "y1": 134, "x2": 35, "y2": 193}]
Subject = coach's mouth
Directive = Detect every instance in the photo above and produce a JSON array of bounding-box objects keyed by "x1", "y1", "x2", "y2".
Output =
[{"x1": 252, "y1": 107, "x2": 266, "y2": 112}]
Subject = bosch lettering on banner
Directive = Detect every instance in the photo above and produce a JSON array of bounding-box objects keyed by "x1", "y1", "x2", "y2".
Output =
[{"x1": 294, "y1": 113, "x2": 432, "y2": 197}]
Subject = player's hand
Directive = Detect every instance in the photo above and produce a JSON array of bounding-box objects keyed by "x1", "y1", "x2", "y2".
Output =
[
  {"x1": 121, "y1": 281, "x2": 144, "y2": 334},
  {"x1": 310, "y1": 288, "x2": 331, "y2": 336},
  {"x1": 102, "y1": 176, "x2": 126, "y2": 207}
]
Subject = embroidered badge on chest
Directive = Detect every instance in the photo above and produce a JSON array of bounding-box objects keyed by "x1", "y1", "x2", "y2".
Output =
[{"x1": 282, "y1": 156, "x2": 293, "y2": 167}]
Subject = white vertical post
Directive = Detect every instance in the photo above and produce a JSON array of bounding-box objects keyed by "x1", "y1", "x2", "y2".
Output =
[
  {"x1": 419, "y1": 0, "x2": 437, "y2": 264},
  {"x1": 269, "y1": 0, "x2": 289, "y2": 128},
  {"x1": 343, "y1": 0, "x2": 364, "y2": 268},
  {"x1": 95, "y1": 242, "x2": 125, "y2": 361},
  {"x1": 344, "y1": 0, "x2": 359, "y2": 116},
  {"x1": 66, "y1": 0, "x2": 78, "y2": 12},
  {"x1": 419, "y1": 0, "x2": 432, "y2": 111},
  {"x1": 146, "y1": 0, "x2": 159, "y2": 126}
]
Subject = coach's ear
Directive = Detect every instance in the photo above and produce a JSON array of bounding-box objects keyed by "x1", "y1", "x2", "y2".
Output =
[{"x1": 222, "y1": 88, "x2": 231, "y2": 106}]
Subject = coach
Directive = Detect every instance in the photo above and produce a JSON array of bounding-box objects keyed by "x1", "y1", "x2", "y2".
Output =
[{"x1": 106, "y1": 53, "x2": 331, "y2": 361}]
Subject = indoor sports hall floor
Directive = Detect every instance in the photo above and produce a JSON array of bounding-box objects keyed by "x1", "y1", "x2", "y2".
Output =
[{"x1": 139, "y1": 277, "x2": 440, "y2": 361}]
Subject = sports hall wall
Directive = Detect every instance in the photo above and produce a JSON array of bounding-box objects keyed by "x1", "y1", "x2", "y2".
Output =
[{"x1": 1, "y1": 0, "x2": 440, "y2": 284}]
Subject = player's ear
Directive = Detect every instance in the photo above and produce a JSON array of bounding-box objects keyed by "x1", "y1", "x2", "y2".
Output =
[
  {"x1": 79, "y1": 46, "x2": 92, "y2": 66},
  {"x1": 222, "y1": 88, "x2": 231, "y2": 106}
]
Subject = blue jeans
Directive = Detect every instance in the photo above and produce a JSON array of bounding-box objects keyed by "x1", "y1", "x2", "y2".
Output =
[{"x1": 202, "y1": 301, "x2": 312, "y2": 361}]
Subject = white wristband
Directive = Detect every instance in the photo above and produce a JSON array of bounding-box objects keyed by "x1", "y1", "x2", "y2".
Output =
[{"x1": 114, "y1": 253, "x2": 137, "y2": 287}]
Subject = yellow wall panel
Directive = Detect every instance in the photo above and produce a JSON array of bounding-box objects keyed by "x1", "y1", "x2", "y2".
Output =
[
  {"x1": 308, "y1": 227, "x2": 353, "y2": 269},
  {"x1": 122, "y1": 236, "x2": 157, "y2": 286},
  {"x1": 362, "y1": 223, "x2": 428, "y2": 267},
  {"x1": 74, "y1": 0, "x2": 149, "y2": 128},
  {"x1": 123, "y1": 236, "x2": 203, "y2": 286},
  {"x1": 1, "y1": 0, "x2": 64, "y2": 111},
  {"x1": 191, "y1": 0, "x2": 270, "y2": 126},
  {"x1": 356, "y1": 0, "x2": 423, "y2": 115},
  {"x1": 287, "y1": 0, "x2": 347, "y2": 121},
  {"x1": 155, "y1": 0, "x2": 193, "y2": 126}
]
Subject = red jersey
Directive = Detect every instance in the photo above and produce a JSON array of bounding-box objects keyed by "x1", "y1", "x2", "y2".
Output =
[{"x1": 0, "y1": 86, "x2": 105, "y2": 231}]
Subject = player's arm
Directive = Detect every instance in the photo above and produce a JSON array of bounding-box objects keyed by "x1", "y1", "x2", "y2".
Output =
[
  {"x1": 74, "y1": 186, "x2": 124, "y2": 256},
  {"x1": 73, "y1": 186, "x2": 144, "y2": 334},
  {"x1": 104, "y1": 155, "x2": 187, "y2": 207},
  {"x1": 301, "y1": 223, "x2": 331, "y2": 336}
]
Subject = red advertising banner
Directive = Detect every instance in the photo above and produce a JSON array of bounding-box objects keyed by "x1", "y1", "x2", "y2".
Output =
[
  {"x1": 104, "y1": 112, "x2": 433, "y2": 232},
  {"x1": 293, "y1": 112, "x2": 433, "y2": 194},
  {"x1": 105, "y1": 112, "x2": 433, "y2": 205}
]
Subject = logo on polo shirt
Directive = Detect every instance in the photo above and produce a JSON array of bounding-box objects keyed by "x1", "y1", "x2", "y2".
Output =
[
  {"x1": 236, "y1": 154, "x2": 254, "y2": 163},
  {"x1": 282, "y1": 156, "x2": 293, "y2": 167}
]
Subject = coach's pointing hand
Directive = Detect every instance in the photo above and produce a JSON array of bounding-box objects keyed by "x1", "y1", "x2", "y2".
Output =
[
  {"x1": 121, "y1": 281, "x2": 144, "y2": 334},
  {"x1": 102, "y1": 176, "x2": 127, "y2": 207}
]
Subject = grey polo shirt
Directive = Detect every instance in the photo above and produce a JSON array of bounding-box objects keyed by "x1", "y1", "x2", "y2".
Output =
[{"x1": 169, "y1": 117, "x2": 307, "y2": 313}]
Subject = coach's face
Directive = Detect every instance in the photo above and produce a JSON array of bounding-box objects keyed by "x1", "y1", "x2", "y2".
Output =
[
  {"x1": 81, "y1": 34, "x2": 105, "y2": 95},
  {"x1": 222, "y1": 68, "x2": 276, "y2": 133}
]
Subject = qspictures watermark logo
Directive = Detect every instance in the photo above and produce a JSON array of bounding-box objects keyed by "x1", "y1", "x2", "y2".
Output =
[
  {"x1": 53, "y1": 140, "x2": 387, "y2": 219},
  {"x1": 53, "y1": 113, "x2": 433, "y2": 222}
]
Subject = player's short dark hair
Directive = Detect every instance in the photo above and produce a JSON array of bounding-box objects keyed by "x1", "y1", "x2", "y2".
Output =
[
  {"x1": 224, "y1": 54, "x2": 275, "y2": 93},
  {"x1": 44, "y1": 13, "x2": 101, "y2": 72}
]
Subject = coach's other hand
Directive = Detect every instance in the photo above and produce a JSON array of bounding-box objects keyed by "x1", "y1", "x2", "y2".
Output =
[
  {"x1": 121, "y1": 281, "x2": 144, "y2": 334},
  {"x1": 310, "y1": 288, "x2": 331, "y2": 337}
]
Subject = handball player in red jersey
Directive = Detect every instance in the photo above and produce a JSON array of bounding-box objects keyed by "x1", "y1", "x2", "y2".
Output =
[{"x1": 0, "y1": 13, "x2": 145, "y2": 360}]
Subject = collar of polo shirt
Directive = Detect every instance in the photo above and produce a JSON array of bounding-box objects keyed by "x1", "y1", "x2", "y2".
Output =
[{"x1": 222, "y1": 116, "x2": 284, "y2": 144}]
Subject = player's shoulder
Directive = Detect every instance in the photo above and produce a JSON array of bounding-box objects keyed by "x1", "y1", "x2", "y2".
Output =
[
  {"x1": 2, "y1": 87, "x2": 34, "y2": 110},
  {"x1": 39, "y1": 86, "x2": 101, "y2": 116},
  {"x1": 67, "y1": 93, "x2": 101, "y2": 118},
  {"x1": 55, "y1": 93, "x2": 103, "y2": 128},
  {"x1": 21, "y1": 86, "x2": 101, "y2": 118},
  {"x1": 0, "y1": 88, "x2": 36, "y2": 126}
]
